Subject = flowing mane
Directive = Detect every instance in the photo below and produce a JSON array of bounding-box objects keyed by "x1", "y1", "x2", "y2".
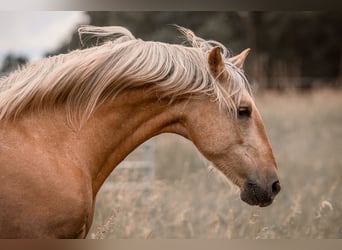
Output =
[{"x1": 0, "y1": 25, "x2": 250, "y2": 125}]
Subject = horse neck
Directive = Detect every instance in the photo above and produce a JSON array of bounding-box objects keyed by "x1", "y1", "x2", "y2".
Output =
[{"x1": 78, "y1": 89, "x2": 188, "y2": 194}]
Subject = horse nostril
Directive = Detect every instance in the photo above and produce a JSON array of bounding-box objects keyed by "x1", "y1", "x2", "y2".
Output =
[{"x1": 271, "y1": 180, "x2": 281, "y2": 195}]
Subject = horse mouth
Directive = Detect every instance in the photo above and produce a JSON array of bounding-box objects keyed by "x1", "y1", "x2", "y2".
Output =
[{"x1": 240, "y1": 182, "x2": 275, "y2": 207}]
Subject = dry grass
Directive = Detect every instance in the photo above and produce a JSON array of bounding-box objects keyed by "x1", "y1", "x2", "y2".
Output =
[{"x1": 88, "y1": 87, "x2": 342, "y2": 239}]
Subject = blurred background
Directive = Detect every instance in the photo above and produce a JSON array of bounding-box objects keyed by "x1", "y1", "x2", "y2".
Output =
[{"x1": 1, "y1": 11, "x2": 341, "y2": 238}]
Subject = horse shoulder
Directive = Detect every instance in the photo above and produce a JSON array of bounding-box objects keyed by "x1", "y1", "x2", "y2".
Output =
[{"x1": 0, "y1": 129, "x2": 94, "y2": 238}]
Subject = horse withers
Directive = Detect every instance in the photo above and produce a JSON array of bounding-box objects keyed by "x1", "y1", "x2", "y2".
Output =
[{"x1": 0, "y1": 25, "x2": 280, "y2": 238}]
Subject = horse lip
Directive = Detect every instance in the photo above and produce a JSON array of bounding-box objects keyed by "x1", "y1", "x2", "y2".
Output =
[
  {"x1": 241, "y1": 182, "x2": 275, "y2": 207},
  {"x1": 258, "y1": 200, "x2": 273, "y2": 207},
  {"x1": 241, "y1": 194, "x2": 273, "y2": 207},
  {"x1": 240, "y1": 191, "x2": 258, "y2": 206}
]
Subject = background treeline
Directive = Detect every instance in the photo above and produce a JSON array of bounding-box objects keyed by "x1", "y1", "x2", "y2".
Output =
[{"x1": 2, "y1": 12, "x2": 342, "y2": 90}]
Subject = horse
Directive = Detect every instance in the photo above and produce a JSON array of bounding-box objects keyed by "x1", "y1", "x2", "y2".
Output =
[{"x1": 0, "y1": 25, "x2": 280, "y2": 238}]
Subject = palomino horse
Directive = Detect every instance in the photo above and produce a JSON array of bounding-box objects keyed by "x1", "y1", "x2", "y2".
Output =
[{"x1": 0, "y1": 26, "x2": 280, "y2": 238}]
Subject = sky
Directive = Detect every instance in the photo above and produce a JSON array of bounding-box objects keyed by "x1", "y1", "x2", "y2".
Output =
[{"x1": 0, "y1": 11, "x2": 89, "y2": 66}]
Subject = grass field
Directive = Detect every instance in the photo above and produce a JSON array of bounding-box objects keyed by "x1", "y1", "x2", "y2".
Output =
[{"x1": 88, "y1": 88, "x2": 342, "y2": 239}]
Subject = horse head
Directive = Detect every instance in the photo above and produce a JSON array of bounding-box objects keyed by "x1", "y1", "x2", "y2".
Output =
[{"x1": 183, "y1": 47, "x2": 280, "y2": 207}]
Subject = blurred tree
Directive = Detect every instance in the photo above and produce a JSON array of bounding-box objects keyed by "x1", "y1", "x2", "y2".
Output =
[{"x1": 0, "y1": 54, "x2": 28, "y2": 73}]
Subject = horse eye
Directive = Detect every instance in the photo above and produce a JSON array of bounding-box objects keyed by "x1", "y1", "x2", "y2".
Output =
[{"x1": 238, "y1": 106, "x2": 251, "y2": 118}]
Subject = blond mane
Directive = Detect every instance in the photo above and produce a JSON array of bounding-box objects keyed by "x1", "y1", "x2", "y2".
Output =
[{"x1": 0, "y1": 25, "x2": 250, "y2": 125}]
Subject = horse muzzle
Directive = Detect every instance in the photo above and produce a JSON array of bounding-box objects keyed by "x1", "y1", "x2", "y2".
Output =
[{"x1": 240, "y1": 179, "x2": 281, "y2": 207}]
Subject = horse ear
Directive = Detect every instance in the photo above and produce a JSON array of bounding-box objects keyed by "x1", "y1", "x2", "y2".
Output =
[
  {"x1": 229, "y1": 48, "x2": 250, "y2": 69},
  {"x1": 208, "y1": 46, "x2": 227, "y2": 80}
]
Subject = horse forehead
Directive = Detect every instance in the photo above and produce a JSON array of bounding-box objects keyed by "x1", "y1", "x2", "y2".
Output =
[{"x1": 238, "y1": 91, "x2": 254, "y2": 105}]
